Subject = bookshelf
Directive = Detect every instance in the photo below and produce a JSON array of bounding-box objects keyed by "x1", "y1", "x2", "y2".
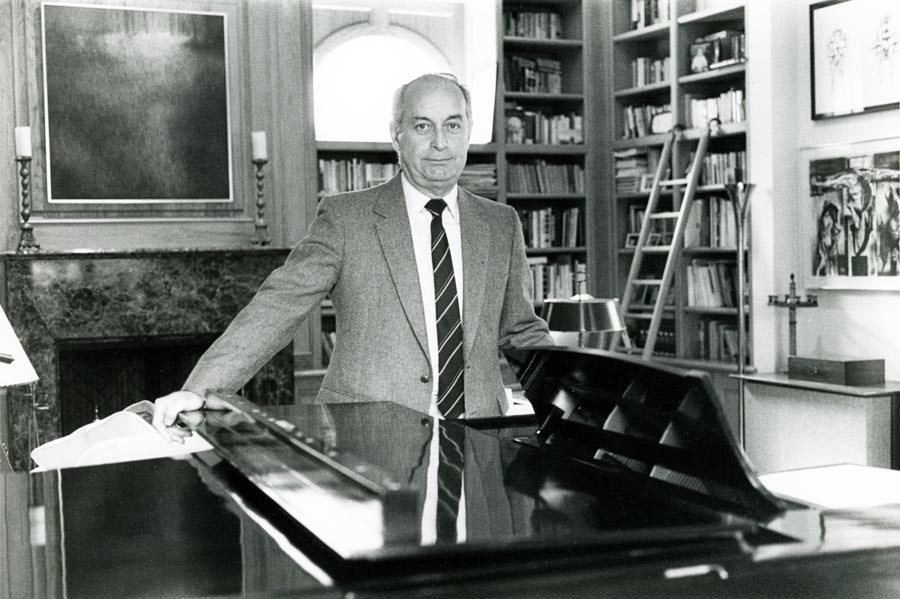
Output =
[
  {"x1": 501, "y1": 0, "x2": 594, "y2": 308},
  {"x1": 308, "y1": 0, "x2": 598, "y2": 370},
  {"x1": 606, "y1": 0, "x2": 750, "y2": 373}
]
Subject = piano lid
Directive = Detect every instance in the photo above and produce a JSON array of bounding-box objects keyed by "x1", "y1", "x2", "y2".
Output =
[{"x1": 508, "y1": 347, "x2": 787, "y2": 520}]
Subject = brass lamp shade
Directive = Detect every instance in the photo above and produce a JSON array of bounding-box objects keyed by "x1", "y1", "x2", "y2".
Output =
[{"x1": 541, "y1": 297, "x2": 625, "y2": 349}]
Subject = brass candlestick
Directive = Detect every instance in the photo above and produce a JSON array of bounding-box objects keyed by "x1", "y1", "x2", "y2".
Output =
[
  {"x1": 251, "y1": 158, "x2": 271, "y2": 246},
  {"x1": 768, "y1": 273, "x2": 818, "y2": 356},
  {"x1": 15, "y1": 157, "x2": 40, "y2": 253}
]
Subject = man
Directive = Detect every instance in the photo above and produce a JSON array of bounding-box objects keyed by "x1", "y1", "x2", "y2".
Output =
[{"x1": 153, "y1": 73, "x2": 552, "y2": 442}]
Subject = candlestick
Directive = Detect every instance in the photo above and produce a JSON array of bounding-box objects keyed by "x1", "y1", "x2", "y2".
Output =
[
  {"x1": 251, "y1": 130, "x2": 267, "y2": 162},
  {"x1": 15, "y1": 126, "x2": 32, "y2": 158},
  {"x1": 251, "y1": 158, "x2": 271, "y2": 246},
  {"x1": 768, "y1": 273, "x2": 818, "y2": 357},
  {"x1": 15, "y1": 157, "x2": 40, "y2": 254}
]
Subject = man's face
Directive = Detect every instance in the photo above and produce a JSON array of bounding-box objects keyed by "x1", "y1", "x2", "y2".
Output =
[{"x1": 391, "y1": 78, "x2": 471, "y2": 198}]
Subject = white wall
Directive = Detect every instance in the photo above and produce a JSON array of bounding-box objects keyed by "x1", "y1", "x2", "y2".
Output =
[{"x1": 748, "y1": 0, "x2": 900, "y2": 380}]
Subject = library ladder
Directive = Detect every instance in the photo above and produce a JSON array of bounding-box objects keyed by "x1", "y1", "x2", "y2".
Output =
[{"x1": 618, "y1": 125, "x2": 712, "y2": 359}]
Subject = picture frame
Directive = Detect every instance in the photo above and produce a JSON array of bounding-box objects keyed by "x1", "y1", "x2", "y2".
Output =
[
  {"x1": 625, "y1": 233, "x2": 640, "y2": 248},
  {"x1": 809, "y1": 0, "x2": 900, "y2": 120},
  {"x1": 799, "y1": 137, "x2": 900, "y2": 290},
  {"x1": 39, "y1": 2, "x2": 238, "y2": 213},
  {"x1": 639, "y1": 173, "x2": 655, "y2": 193}
]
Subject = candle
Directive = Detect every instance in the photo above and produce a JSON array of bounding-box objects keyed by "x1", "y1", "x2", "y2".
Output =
[
  {"x1": 15, "y1": 126, "x2": 32, "y2": 159},
  {"x1": 251, "y1": 130, "x2": 267, "y2": 161}
]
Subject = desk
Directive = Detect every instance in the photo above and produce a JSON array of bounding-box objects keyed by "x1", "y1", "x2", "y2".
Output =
[{"x1": 734, "y1": 373, "x2": 900, "y2": 473}]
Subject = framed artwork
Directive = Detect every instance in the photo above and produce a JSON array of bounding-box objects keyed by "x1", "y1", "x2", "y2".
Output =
[
  {"x1": 40, "y1": 2, "x2": 234, "y2": 208},
  {"x1": 625, "y1": 233, "x2": 640, "y2": 248},
  {"x1": 800, "y1": 137, "x2": 900, "y2": 290},
  {"x1": 809, "y1": 0, "x2": 900, "y2": 120}
]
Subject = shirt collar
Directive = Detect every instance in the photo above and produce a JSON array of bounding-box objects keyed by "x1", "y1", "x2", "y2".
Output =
[{"x1": 401, "y1": 172, "x2": 460, "y2": 223}]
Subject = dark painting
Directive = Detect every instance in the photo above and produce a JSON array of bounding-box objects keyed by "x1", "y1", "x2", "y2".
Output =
[{"x1": 42, "y1": 3, "x2": 233, "y2": 203}]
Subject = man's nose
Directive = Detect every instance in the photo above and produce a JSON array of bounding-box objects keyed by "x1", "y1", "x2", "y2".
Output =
[{"x1": 431, "y1": 128, "x2": 448, "y2": 150}]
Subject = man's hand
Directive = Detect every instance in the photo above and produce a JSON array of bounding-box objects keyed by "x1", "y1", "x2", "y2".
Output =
[{"x1": 152, "y1": 390, "x2": 206, "y2": 443}]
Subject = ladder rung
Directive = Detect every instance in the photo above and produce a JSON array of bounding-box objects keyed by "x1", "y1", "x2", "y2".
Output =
[
  {"x1": 633, "y1": 278, "x2": 663, "y2": 286},
  {"x1": 624, "y1": 312, "x2": 654, "y2": 320},
  {"x1": 659, "y1": 178, "x2": 688, "y2": 187},
  {"x1": 641, "y1": 246, "x2": 673, "y2": 253},
  {"x1": 650, "y1": 211, "x2": 680, "y2": 219}
]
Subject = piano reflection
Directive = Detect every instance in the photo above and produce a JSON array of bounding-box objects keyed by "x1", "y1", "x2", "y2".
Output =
[{"x1": 4, "y1": 347, "x2": 900, "y2": 599}]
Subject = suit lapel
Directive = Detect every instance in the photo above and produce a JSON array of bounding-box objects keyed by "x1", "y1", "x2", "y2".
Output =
[
  {"x1": 459, "y1": 188, "x2": 489, "y2": 361},
  {"x1": 374, "y1": 175, "x2": 430, "y2": 361}
]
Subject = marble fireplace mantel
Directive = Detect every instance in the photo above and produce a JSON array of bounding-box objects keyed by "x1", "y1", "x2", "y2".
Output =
[{"x1": 1, "y1": 248, "x2": 294, "y2": 470}]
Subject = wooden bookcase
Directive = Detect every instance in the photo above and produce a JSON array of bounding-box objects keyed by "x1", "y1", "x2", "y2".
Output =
[
  {"x1": 605, "y1": 0, "x2": 750, "y2": 375},
  {"x1": 309, "y1": 0, "x2": 599, "y2": 370}
]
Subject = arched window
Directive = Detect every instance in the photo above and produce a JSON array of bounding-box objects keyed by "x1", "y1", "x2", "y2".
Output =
[
  {"x1": 312, "y1": 0, "x2": 496, "y2": 144},
  {"x1": 314, "y1": 26, "x2": 451, "y2": 142}
]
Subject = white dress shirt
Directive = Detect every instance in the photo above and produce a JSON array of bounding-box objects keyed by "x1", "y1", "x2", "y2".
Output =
[
  {"x1": 401, "y1": 174, "x2": 465, "y2": 412},
  {"x1": 401, "y1": 175, "x2": 467, "y2": 544}
]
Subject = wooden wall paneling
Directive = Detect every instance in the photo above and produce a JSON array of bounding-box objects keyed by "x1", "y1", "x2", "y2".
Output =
[
  {"x1": 0, "y1": 0, "x2": 20, "y2": 250},
  {"x1": 246, "y1": 0, "x2": 319, "y2": 370}
]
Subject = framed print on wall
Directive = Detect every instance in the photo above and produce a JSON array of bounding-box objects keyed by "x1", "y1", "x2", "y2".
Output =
[
  {"x1": 809, "y1": 0, "x2": 900, "y2": 120},
  {"x1": 800, "y1": 137, "x2": 900, "y2": 290},
  {"x1": 40, "y1": 2, "x2": 235, "y2": 209}
]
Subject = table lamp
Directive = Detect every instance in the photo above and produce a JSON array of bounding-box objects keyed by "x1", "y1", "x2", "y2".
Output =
[
  {"x1": 540, "y1": 265, "x2": 626, "y2": 350},
  {"x1": 1, "y1": 304, "x2": 38, "y2": 469}
]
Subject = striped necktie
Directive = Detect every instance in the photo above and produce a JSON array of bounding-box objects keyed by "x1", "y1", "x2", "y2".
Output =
[
  {"x1": 436, "y1": 421, "x2": 465, "y2": 543},
  {"x1": 425, "y1": 199, "x2": 465, "y2": 420}
]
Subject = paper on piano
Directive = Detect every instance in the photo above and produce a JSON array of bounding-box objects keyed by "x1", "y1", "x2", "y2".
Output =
[
  {"x1": 759, "y1": 464, "x2": 900, "y2": 510},
  {"x1": 31, "y1": 400, "x2": 213, "y2": 471}
]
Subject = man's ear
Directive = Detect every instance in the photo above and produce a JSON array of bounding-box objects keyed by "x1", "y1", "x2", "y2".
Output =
[{"x1": 389, "y1": 121, "x2": 401, "y2": 153}]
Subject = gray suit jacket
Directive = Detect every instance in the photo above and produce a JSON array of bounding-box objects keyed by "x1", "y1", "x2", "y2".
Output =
[{"x1": 184, "y1": 174, "x2": 552, "y2": 417}]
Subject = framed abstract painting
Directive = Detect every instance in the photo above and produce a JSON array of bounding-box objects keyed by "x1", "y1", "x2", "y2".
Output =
[
  {"x1": 40, "y1": 2, "x2": 236, "y2": 212},
  {"x1": 800, "y1": 137, "x2": 900, "y2": 290}
]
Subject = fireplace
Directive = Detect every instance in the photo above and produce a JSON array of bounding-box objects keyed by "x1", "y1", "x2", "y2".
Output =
[{"x1": 1, "y1": 249, "x2": 294, "y2": 469}]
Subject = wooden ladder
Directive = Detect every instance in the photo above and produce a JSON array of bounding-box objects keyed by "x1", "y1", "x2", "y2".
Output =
[{"x1": 618, "y1": 125, "x2": 712, "y2": 359}]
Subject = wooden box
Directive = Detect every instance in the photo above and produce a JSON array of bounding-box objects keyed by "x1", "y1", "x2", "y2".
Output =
[{"x1": 788, "y1": 356, "x2": 885, "y2": 386}]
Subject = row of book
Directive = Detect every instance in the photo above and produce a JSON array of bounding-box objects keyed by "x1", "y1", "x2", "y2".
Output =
[
  {"x1": 684, "y1": 197, "x2": 739, "y2": 248},
  {"x1": 627, "y1": 325, "x2": 677, "y2": 357},
  {"x1": 631, "y1": 55, "x2": 669, "y2": 88},
  {"x1": 505, "y1": 55, "x2": 563, "y2": 94},
  {"x1": 629, "y1": 0, "x2": 670, "y2": 30},
  {"x1": 504, "y1": 8, "x2": 562, "y2": 39},
  {"x1": 519, "y1": 207, "x2": 581, "y2": 249},
  {"x1": 694, "y1": 150, "x2": 747, "y2": 185},
  {"x1": 686, "y1": 259, "x2": 738, "y2": 308},
  {"x1": 684, "y1": 89, "x2": 746, "y2": 129},
  {"x1": 458, "y1": 163, "x2": 497, "y2": 196},
  {"x1": 318, "y1": 159, "x2": 397, "y2": 196},
  {"x1": 613, "y1": 147, "x2": 658, "y2": 194},
  {"x1": 689, "y1": 30, "x2": 746, "y2": 73},
  {"x1": 505, "y1": 104, "x2": 583, "y2": 145},
  {"x1": 622, "y1": 102, "x2": 670, "y2": 139},
  {"x1": 527, "y1": 257, "x2": 582, "y2": 302},
  {"x1": 507, "y1": 161, "x2": 585, "y2": 194},
  {"x1": 696, "y1": 319, "x2": 739, "y2": 363}
]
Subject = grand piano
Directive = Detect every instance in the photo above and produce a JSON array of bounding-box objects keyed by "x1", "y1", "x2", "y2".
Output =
[{"x1": 4, "y1": 347, "x2": 900, "y2": 598}]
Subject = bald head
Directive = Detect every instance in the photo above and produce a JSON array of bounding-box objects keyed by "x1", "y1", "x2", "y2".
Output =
[{"x1": 391, "y1": 74, "x2": 472, "y2": 132}]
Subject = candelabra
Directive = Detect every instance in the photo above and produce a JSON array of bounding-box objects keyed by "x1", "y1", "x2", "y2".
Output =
[
  {"x1": 15, "y1": 157, "x2": 40, "y2": 253},
  {"x1": 251, "y1": 158, "x2": 271, "y2": 246},
  {"x1": 723, "y1": 181, "x2": 752, "y2": 448},
  {"x1": 768, "y1": 273, "x2": 818, "y2": 356}
]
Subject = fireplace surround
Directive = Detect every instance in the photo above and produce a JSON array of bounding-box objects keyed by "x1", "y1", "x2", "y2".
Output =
[{"x1": 1, "y1": 248, "x2": 294, "y2": 470}]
